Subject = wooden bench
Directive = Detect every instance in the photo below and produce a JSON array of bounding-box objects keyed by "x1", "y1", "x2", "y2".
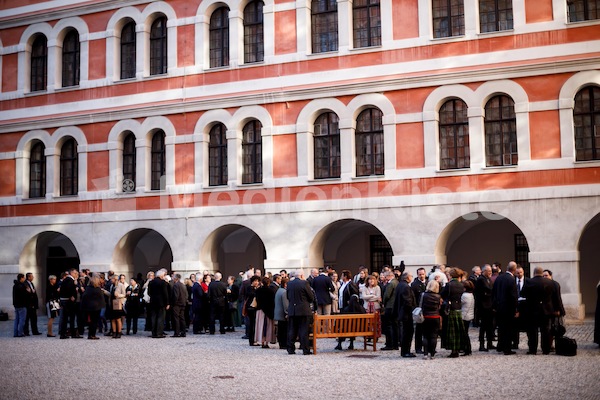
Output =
[{"x1": 312, "y1": 312, "x2": 379, "y2": 355}]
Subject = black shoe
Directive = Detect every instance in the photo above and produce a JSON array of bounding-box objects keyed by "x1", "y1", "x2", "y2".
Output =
[
  {"x1": 72, "y1": 334, "x2": 83, "y2": 339},
  {"x1": 526, "y1": 351, "x2": 536, "y2": 355},
  {"x1": 241, "y1": 335, "x2": 248, "y2": 339},
  {"x1": 415, "y1": 349, "x2": 423, "y2": 354},
  {"x1": 402, "y1": 353, "x2": 417, "y2": 358},
  {"x1": 47, "y1": 334, "x2": 56, "y2": 338},
  {"x1": 347, "y1": 344, "x2": 354, "y2": 350},
  {"x1": 33, "y1": 332, "x2": 42, "y2": 335},
  {"x1": 220, "y1": 331, "x2": 226, "y2": 334},
  {"x1": 171, "y1": 334, "x2": 181, "y2": 337},
  {"x1": 261, "y1": 344, "x2": 269, "y2": 349},
  {"x1": 504, "y1": 351, "x2": 516, "y2": 355},
  {"x1": 334, "y1": 344, "x2": 343, "y2": 351},
  {"x1": 88, "y1": 336, "x2": 99, "y2": 340},
  {"x1": 381, "y1": 346, "x2": 396, "y2": 351},
  {"x1": 59, "y1": 335, "x2": 69, "y2": 339},
  {"x1": 461, "y1": 352, "x2": 472, "y2": 356},
  {"x1": 447, "y1": 352, "x2": 459, "y2": 358},
  {"x1": 303, "y1": 351, "x2": 312, "y2": 355},
  {"x1": 180, "y1": 333, "x2": 186, "y2": 337},
  {"x1": 287, "y1": 351, "x2": 296, "y2": 355}
]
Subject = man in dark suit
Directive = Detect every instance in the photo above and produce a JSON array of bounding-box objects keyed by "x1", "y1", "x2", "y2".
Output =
[
  {"x1": 411, "y1": 268, "x2": 427, "y2": 353},
  {"x1": 521, "y1": 266, "x2": 556, "y2": 354},
  {"x1": 381, "y1": 271, "x2": 399, "y2": 350},
  {"x1": 312, "y1": 269, "x2": 335, "y2": 315},
  {"x1": 59, "y1": 268, "x2": 82, "y2": 339},
  {"x1": 171, "y1": 274, "x2": 187, "y2": 337},
  {"x1": 492, "y1": 261, "x2": 519, "y2": 355},
  {"x1": 513, "y1": 265, "x2": 528, "y2": 349},
  {"x1": 475, "y1": 264, "x2": 495, "y2": 351},
  {"x1": 208, "y1": 272, "x2": 228, "y2": 335},
  {"x1": 191, "y1": 275, "x2": 204, "y2": 334},
  {"x1": 24, "y1": 272, "x2": 41, "y2": 336},
  {"x1": 148, "y1": 268, "x2": 170, "y2": 338},
  {"x1": 286, "y1": 269, "x2": 315, "y2": 355},
  {"x1": 543, "y1": 269, "x2": 566, "y2": 350},
  {"x1": 395, "y1": 272, "x2": 417, "y2": 357}
]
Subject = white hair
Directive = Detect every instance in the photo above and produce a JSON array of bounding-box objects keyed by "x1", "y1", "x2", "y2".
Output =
[
  {"x1": 196, "y1": 273, "x2": 202, "y2": 281},
  {"x1": 214, "y1": 272, "x2": 222, "y2": 281},
  {"x1": 156, "y1": 268, "x2": 167, "y2": 278}
]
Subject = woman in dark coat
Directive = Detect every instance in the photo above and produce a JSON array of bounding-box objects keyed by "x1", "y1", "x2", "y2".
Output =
[
  {"x1": 81, "y1": 275, "x2": 106, "y2": 340},
  {"x1": 125, "y1": 278, "x2": 141, "y2": 335},
  {"x1": 45, "y1": 275, "x2": 60, "y2": 337},
  {"x1": 254, "y1": 276, "x2": 277, "y2": 348},
  {"x1": 421, "y1": 280, "x2": 442, "y2": 359},
  {"x1": 441, "y1": 267, "x2": 466, "y2": 358}
]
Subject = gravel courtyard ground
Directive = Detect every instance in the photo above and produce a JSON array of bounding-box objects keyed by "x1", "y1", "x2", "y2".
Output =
[{"x1": 0, "y1": 317, "x2": 598, "y2": 400}]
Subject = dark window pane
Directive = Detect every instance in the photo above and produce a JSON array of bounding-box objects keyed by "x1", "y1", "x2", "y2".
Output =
[
  {"x1": 150, "y1": 17, "x2": 167, "y2": 75},
  {"x1": 439, "y1": 99, "x2": 469, "y2": 170},
  {"x1": 151, "y1": 131, "x2": 165, "y2": 190},
  {"x1": 209, "y1": 124, "x2": 228, "y2": 186},
  {"x1": 432, "y1": 0, "x2": 465, "y2": 38},
  {"x1": 479, "y1": 0, "x2": 513, "y2": 33},
  {"x1": 244, "y1": 1, "x2": 264, "y2": 63},
  {"x1": 120, "y1": 21, "x2": 136, "y2": 79},
  {"x1": 574, "y1": 85, "x2": 600, "y2": 161},
  {"x1": 62, "y1": 30, "x2": 80, "y2": 87},
  {"x1": 31, "y1": 35, "x2": 47, "y2": 92},
  {"x1": 353, "y1": 0, "x2": 381, "y2": 48},
  {"x1": 123, "y1": 132, "x2": 136, "y2": 186},
  {"x1": 29, "y1": 141, "x2": 46, "y2": 198},
  {"x1": 60, "y1": 138, "x2": 78, "y2": 195},
  {"x1": 314, "y1": 112, "x2": 341, "y2": 179},
  {"x1": 356, "y1": 108, "x2": 384, "y2": 176},
  {"x1": 568, "y1": 0, "x2": 600, "y2": 22},
  {"x1": 210, "y1": 7, "x2": 230, "y2": 68},
  {"x1": 312, "y1": 0, "x2": 338, "y2": 53},
  {"x1": 242, "y1": 120, "x2": 263, "y2": 184}
]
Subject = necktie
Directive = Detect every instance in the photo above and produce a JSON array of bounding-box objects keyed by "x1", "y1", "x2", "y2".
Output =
[{"x1": 517, "y1": 279, "x2": 521, "y2": 297}]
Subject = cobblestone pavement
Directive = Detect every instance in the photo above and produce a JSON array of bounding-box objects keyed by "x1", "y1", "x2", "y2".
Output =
[{"x1": 0, "y1": 315, "x2": 598, "y2": 400}]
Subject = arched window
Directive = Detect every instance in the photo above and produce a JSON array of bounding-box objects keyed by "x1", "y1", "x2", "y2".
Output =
[
  {"x1": 120, "y1": 20, "x2": 136, "y2": 79},
  {"x1": 485, "y1": 95, "x2": 517, "y2": 166},
  {"x1": 356, "y1": 108, "x2": 384, "y2": 176},
  {"x1": 31, "y1": 35, "x2": 47, "y2": 92},
  {"x1": 353, "y1": 0, "x2": 381, "y2": 48},
  {"x1": 242, "y1": 120, "x2": 263, "y2": 184},
  {"x1": 479, "y1": 0, "x2": 513, "y2": 33},
  {"x1": 210, "y1": 7, "x2": 230, "y2": 68},
  {"x1": 244, "y1": 1, "x2": 264, "y2": 63},
  {"x1": 314, "y1": 112, "x2": 340, "y2": 179},
  {"x1": 62, "y1": 30, "x2": 80, "y2": 87},
  {"x1": 568, "y1": 0, "x2": 600, "y2": 22},
  {"x1": 60, "y1": 138, "x2": 78, "y2": 195},
  {"x1": 209, "y1": 124, "x2": 228, "y2": 186},
  {"x1": 432, "y1": 0, "x2": 465, "y2": 38},
  {"x1": 123, "y1": 132, "x2": 136, "y2": 189},
  {"x1": 29, "y1": 141, "x2": 46, "y2": 198},
  {"x1": 312, "y1": 0, "x2": 338, "y2": 53},
  {"x1": 439, "y1": 99, "x2": 469, "y2": 170},
  {"x1": 574, "y1": 85, "x2": 600, "y2": 161},
  {"x1": 151, "y1": 130, "x2": 165, "y2": 190},
  {"x1": 150, "y1": 16, "x2": 167, "y2": 75}
]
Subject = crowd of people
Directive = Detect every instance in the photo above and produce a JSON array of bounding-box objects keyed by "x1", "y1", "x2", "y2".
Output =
[{"x1": 10, "y1": 261, "x2": 573, "y2": 358}]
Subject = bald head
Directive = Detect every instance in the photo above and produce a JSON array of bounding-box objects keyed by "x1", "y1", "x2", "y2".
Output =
[
  {"x1": 533, "y1": 266, "x2": 543, "y2": 276},
  {"x1": 507, "y1": 261, "x2": 517, "y2": 274}
]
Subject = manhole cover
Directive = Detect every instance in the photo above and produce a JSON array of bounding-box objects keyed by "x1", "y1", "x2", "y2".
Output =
[
  {"x1": 347, "y1": 354, "x2": 379, "y2": 359},
  {"x1": 213, "y1": 376, "x2": 235, "y2": 379}
]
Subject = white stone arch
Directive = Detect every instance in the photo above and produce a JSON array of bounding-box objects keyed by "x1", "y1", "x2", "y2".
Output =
[
  {"x1": 193, "y1": 109, "x2": 234, "y2": 187},
  {"x1": 296, "y1": 98, "x2": 349, "y2": 180},
  {"x1": 140, "y1": 116, "x2": 176, "y2": 190},
  {"x1": 107, "y1": 119, "x2": 143, "y2": 192},
  {"x1": 198, "y1": 223, "x2": 267, "y2": 274},
  {"x1": 475, "y1": 80, "x2": 532, "y2": 165},
  {"x1": 347, "y1": 93, "x2": 397, "y2": 177},
  {"x1": 52, "y1": 17, "x2": 90, "y2": 88},
  {"x1": 48, "y1": 126, "x2": 88, "y2": 195},
  {"x1": 195, "y1": 1, "x2": 233, "y2": 70},
  {"x1": 307, "y1": 217, "x2": 396, "y2": 270},
  {"x1": 141, "y1": 1, "x2": 178, "y2": 77},
  {"x1": 558, "y1": 70, "x2": 600, "y2": 161},
  {"x1": 15, "y1": 130, "x2": 52, "y2": 199},
  {"x1": 105, "y1": 7, "x2": 144, "y2": 82},
  {"x1": 17, "y1": 23, "x2": 53, "y2": 93},
  {"x1": 422, "y1": 85, "x2": 478, "y2": 170}
]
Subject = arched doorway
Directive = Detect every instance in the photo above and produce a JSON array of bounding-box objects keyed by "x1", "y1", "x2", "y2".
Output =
[
  {"x1": 112, "y1": 229, "x2": 173, "y2": 279},
  {"x1": 437, "y1": 212, "x2": 530, "y2": 274},
  {"x1": 200, "y1": 225, "x2": 266, "y2": 278},
  {"x1": 309, "y1": 219, "x2": 393, "y2": 273},
  {"x1": 579, "y1": 213, "x2": 600, "y2": 316},
  {"x1": 19, "y1": 231, "x2": 80, "y2": 307}
]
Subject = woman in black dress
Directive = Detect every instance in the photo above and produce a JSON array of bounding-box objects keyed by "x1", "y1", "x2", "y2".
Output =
[
  {"x1": 81, "y1": 274, "x2": 106, "y2": 340},
  {"x1": 45, "y1": 275, "x2": 60, "y2": 337},
  {"x1": 125, "y1": 278, "x2": 141, "y2": 335}
]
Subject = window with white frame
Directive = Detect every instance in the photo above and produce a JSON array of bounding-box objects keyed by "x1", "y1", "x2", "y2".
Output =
[
  {"x1": 314, "y1": 112, "x2": 341, "y2": 179},
  {"x1": 485, "y1": 95, "x2": 517, "y2": 166},
  {"x1": 439, "y1": 99, "x2": 469, "y2": 170}
]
